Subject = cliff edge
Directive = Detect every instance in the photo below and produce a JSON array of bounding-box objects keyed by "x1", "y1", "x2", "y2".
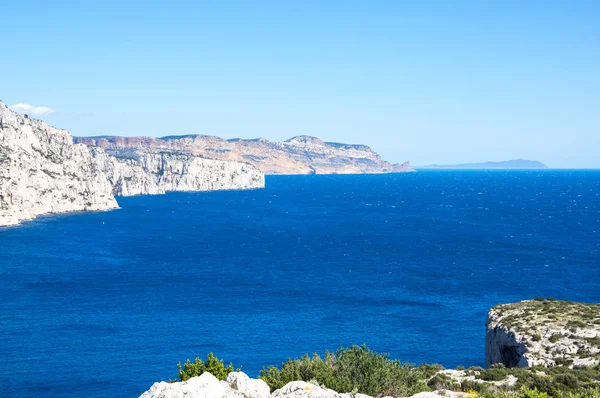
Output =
[
  {"x1": 486, "y1": 299, "x2": 600, "y2": 368},
  {"x1": 0, "y1": 101, "x2": 118, "y2": 226},
  {"x1": 0, "y1": 102, "x2": 264, "y2": 227},
  {"x1": 76, "y1": 134, "x2": 414, "y2": 175}
]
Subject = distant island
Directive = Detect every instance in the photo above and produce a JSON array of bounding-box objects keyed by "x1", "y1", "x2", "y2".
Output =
[{"x1": 422, "y1": 159, "x2": 548, "y2": 170}]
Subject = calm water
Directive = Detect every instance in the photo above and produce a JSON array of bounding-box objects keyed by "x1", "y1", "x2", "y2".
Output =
[{"x1": 1, "y1": 171, "x2": 600, "y2": 397}]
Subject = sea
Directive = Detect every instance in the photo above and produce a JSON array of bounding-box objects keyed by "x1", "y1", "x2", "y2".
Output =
[{"x1": 1, "y1": 171, "x2": 599, "y2": 397}]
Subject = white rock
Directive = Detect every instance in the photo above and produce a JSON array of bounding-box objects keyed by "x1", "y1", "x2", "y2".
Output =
[
  {"x1": 271, "y1": 381, "x2": 349, "y2": 398},
  {"x1": 139, "y1": 372, "x2": 225, "y2": 398},
  {"x1": 486, "y1": 300, "x2": 600, "y2": 368},
  {"x1": 408, "y1": 392, "x2": 467, "y2": 398},
  {"x1": 225, "y1": 372, "x2": 270, "y2": 398},
  {"x1": 0, "y1": 101, "x2": 118, "y2": 227},
  {"x1": 0, "y1": 101, "x2": 265, "y2": 227}
]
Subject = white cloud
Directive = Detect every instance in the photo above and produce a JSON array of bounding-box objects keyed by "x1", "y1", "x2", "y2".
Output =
[{"x1": 9, "y1": 103, "x2": 56, "y2": 116}]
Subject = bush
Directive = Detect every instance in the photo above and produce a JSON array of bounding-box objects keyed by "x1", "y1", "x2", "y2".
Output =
[
  {"x1": 259, "y1": 345, "x2": 432, "y2": 396},
  {"x1": 427, "y1": 373, "x2": 459, "y2": 390},
  {"x1": 481, "y1": 367, "x2": 509, "y2": 381},
  {"x1": 532, "y1": 334, "x2": 542, "y2": 342},
  {"x1": 177, "y1": 353, "x2": 236, "y2": 381},
  {"x1": 518, "y1": 387, "x2": 549, "y2": 398}
]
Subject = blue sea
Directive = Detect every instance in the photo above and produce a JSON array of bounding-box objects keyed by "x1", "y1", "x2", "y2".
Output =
[{"x1": 1, "y1": 171, "x2": 599, "y2": 397}]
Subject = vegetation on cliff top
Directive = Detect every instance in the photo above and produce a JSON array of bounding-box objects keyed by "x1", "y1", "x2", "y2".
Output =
[
  {"x1": 492, "y1": 299, "x2": 600, "y2": 331},
  {"x1": 490, "y1": 298, "x2": 600, "y2": 367},
  {"x1": 177, "y1": 346, "x2": 600, "y2": 398}
]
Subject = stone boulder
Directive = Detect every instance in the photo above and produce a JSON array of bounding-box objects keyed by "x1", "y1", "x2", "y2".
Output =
[
  {"x1": 226, "y1": 372, "x2": 270, "y2": 398},
  {"x1": 270, "y1": 381, "x2": 354, "y2": 398}
]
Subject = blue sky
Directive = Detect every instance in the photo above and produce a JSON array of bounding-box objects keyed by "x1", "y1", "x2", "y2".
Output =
[{"x1": 1, "y1": 1, "x2": 599, "y2": 167}]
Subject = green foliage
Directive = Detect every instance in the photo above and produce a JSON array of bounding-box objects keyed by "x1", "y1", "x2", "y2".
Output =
[
  {"x1": 427, "y1": 373, "x2": 459, "y2": 390},
  {"x1": 481, "y1": 366, "x2": 510, "y2": 381},
  {"x1": 532, "y1": 334, "x2": 542, "y2": 341},
  {"x1": 518, "y1": 387, "x2": 549, "y2": 398},
  {"x1": 177, "y1": 353, "x2": 235, "y2": 381},
  {"x1": 173, "y1": 348, "x2": 600, "y2": 397},
  {"x1": 567, "y1": 320, "x2": 587, "y2": 329},
  {"x1": 259, "y1": 345, "x2": 433, "y2": 396}
]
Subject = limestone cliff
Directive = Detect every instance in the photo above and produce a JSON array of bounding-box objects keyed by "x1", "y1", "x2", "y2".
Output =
[
  {"x1": 0, "y1": 101, "x2": 118, "y2": 226},
  {"x1": 486, "y1": 299, "x2": 600, "y2": 368},
  {"x1": 75, "y1": 134, "x2": 414, "y2": 175},
  {"x1": 101, "y1": 150, "x2": 264, "y2": 196},
  {"x1": 0, "y1": 102, "x2": 264, "y2": 227}
]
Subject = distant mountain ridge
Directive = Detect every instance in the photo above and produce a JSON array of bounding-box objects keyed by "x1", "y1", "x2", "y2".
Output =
[
  {"x1": 75, "y1": 134, "x2": 414, "y2": 175},
  {"x1": 422, "y1": 159, "x2": 548, "y2": 169}
]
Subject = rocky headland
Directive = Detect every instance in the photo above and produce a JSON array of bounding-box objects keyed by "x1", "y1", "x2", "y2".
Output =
[
  {"x1": 75, "y1": 134, "x2": 414, "y2": 175},
  {"x1": 486, "y1": 299, "x2": 600, "y2": 368},
  {"x1": 0, "y1": 102, "x2": 264, "y2": 227}
]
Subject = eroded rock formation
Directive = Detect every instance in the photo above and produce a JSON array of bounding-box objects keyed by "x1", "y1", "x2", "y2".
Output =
[
  {"x1": 0, "y1": 102, "x2": 264, "y2": 227},
  {"x1": 486, "y1": 299, "x2": 600, "y2": 368},
  {"x1": 75, "y1": 134, "x2": 414, "y2": 175},
  {"x1": 0, "y1": 102, "x2": 118, "y2": 226}
]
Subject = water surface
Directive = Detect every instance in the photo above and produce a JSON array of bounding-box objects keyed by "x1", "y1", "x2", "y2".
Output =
[{"x1": 1, "y1": 171, "x2": 599, "y2": 397}]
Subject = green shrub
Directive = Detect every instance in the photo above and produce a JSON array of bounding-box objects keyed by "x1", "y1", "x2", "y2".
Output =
[
  {"x1": 567, "y1": 320, "x2": 587, "y2": 329},
  {"x1": 481, "y1": 367, "x2": 509, "y2": 381},
  {"x1": 259, "y1": 345, "x2": 432, "y2": 396},
  {"x1": 427, "y1": 373, "x2": 459, "y2": 390},
  {"x1": 518, "y1": 387, "x2": 549, "y2": 398},
  {"x1": 532, "y1": 334, "x2": 542, "y2": 342},
  {"x1": 177, "y1": 353, "x2": 236, "y2": 381},
  {"x1": 417, "y1": 363, "x2": 445, "y2": 378}
]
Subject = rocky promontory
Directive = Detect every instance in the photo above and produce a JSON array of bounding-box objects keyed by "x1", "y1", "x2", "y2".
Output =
[
  {"x1": 0, "y1": 102, "x2": 264, "y2": 227},
  {"x1": 75, "y1": 134, "x2": 414, "y2": 175},
  {"x1": 486, "y1": 299, "x2": 600, "y2": 368}
]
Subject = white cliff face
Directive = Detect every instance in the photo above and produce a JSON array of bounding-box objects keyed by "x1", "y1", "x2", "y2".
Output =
[
  {"x1": 102, "y1": 151, "x2": 264, "y2": 196},
  {"x1": 485, "y1": 317, "x2": 529, "y2": 368},
  {"x1": 75, "y1": 134, "x2": 415, "y2": 175},
  {"x1": 0, "y1": 101, "x2": 265, "y2": 227},
  {"x1": 486, "y1": 299, "x2": 600, "y2": 368},
  {"x1": 0, "y1": 102, "x2": 118, "y2": 226}
]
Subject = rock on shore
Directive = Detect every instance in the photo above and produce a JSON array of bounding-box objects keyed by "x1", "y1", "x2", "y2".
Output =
[
  {"x1": 139, "y1": 372, "x2": 461, "y2": 398},
  {"x1": 486, "y1": 299, "x2": 600, "y2": 368},
  {"x1": 0, "y1": 101, "x2": 264, "y2": 227}
]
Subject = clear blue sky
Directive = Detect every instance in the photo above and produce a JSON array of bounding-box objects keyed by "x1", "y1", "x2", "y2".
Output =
[{"x1": 1, "y1": 1, "x2": 599, "y2": 167}]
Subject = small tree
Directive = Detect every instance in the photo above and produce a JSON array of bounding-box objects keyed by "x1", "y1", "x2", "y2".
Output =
[{"x1": 177, "y1": 353, "x2": 235, "y2": 381}]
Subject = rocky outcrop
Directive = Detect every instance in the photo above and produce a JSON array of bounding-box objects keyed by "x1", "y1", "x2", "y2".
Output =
[
  {"x1": 98, "y1": 150, "x2": 264, "y2": 196},
  {"x1": 0, "y1": 102, "x2": 265, "y2": 227},
  {"x1": 486, "y1": 299, "x2": 600, "y2": 368},
  {"x1": 140, "y1": 372, "x2": 270, "y2": 398},
  {"x1": 0, "y1": 101, "x2": 118, "y2": 226},
  {"x1": 75, "y1": 134, "x2": 414, "y2": 175},
  {"x1": 138, "y1": 372, "x2": 461, "y2": 398}
]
